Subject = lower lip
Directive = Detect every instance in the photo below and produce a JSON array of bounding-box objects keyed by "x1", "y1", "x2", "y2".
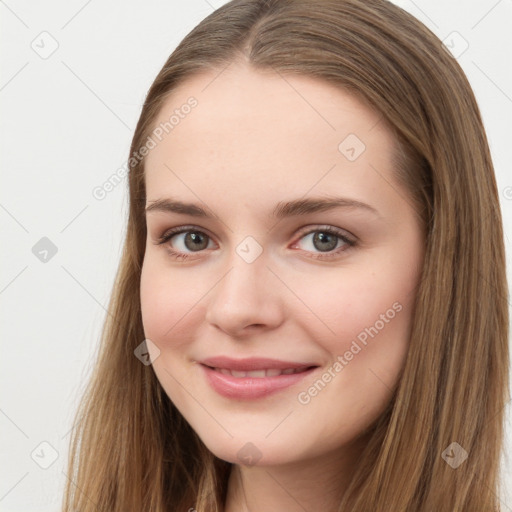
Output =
[{"x1": 200, "y1": 364, "x2": 317, "y2": 400}]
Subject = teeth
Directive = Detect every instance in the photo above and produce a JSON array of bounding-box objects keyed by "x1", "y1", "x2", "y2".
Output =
[
  {"x1": 247, "y1": 370, "x2": 267, "y2": 378},
  {"x1": 213, "y1": 367, "x2": 307, "y2": 378}
]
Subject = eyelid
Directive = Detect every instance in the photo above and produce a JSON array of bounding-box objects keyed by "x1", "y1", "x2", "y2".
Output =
[
  {"x1": 154, "y1": 224, "x2": 218, "y2": 246},
  {"x1": 292, "y1": 224, "x2": 355, "y2": 243}
]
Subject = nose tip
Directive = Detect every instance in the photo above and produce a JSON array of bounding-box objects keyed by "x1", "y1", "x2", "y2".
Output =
[{"x1": 204, "y1": 259, "x2": 284, "y2": 337}]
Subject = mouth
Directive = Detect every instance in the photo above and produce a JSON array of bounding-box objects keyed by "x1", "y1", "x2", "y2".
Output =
[
  {"x1": 204, "y1": 366, "x2": 315, "y2": 378},
  {"x1": 198, "y1": 357, "x2": 320, "y2": 399}
]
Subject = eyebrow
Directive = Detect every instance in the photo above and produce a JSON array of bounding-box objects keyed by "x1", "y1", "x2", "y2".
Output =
[{"x1": 145, "y1": 196, "x2": 380, "y2": 219}]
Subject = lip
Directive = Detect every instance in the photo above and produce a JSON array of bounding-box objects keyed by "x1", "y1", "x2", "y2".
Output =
[{"x1": 199, "y1": 356, "x2": 319, "y2": 400}]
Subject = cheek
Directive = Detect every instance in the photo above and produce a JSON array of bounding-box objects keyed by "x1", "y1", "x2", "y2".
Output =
[
  {"x1": 140, "y1": 259, "x2": 198, "y2": 346},
  {"x1": 292, "y1": 255, "x2": 419, "y2": 386},
  {"x1": 294, "y1": 264, "x2": 415, "y2": 340},
  {"x1": 140, "y1": 260, "x2": 201, "y2": 411},
  {"x1": 290, "y1": 275, "x2": 415, "y2": 445}
]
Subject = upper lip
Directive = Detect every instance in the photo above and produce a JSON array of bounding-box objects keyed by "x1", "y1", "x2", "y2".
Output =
[{"x1": 200, "y1": 356, "x2": 318, "y2": 372}]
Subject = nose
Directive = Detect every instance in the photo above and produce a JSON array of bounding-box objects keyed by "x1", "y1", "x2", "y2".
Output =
[{"x1": 204, "y1": 252, "x2": 285, "y2": 337}]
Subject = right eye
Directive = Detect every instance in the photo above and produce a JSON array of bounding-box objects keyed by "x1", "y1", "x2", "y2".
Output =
[{"x1": 155, "y1": 226, "x2": 216, "y2": 260}]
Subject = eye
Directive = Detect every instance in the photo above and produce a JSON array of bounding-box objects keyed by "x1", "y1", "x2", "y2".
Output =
[
  {"x1": 154, "y1": 226, "x2": 215, "y2": 261},
  {"x1": 291, "y1": 225, "x2": 356, "y2": 260},
  {"x1": 153, "y1": 224, "x2": 356, "y2": 261}
]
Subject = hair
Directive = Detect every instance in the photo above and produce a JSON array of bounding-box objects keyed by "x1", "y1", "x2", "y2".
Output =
[{"x1": 62, "y1": 0, "x2": 509, "y2": 510}]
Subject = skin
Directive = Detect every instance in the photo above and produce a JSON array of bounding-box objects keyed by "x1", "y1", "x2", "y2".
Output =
[{"x1": 140, "y1": 62, "x2": 425, "y2": 511}]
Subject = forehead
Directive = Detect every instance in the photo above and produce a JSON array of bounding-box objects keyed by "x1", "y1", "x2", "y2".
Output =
[
  {"x1": 143, "y1": 63, "x2": 398, "y2": 211},
  {"x1": 147, "y1": 63, "x2": 388, "y2": 147}
]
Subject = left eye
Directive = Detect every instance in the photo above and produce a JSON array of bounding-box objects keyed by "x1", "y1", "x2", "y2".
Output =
[{"x1": 293, "y1": 229, "x2": 351, "y2": 253}]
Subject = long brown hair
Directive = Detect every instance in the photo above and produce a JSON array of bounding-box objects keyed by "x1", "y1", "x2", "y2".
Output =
[{"x1": 62, "y1": 1, "x2": 509, "y2": 510}]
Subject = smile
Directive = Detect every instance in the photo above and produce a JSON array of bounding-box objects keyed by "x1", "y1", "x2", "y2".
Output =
[
  {"x1": 199, "y1": 358, "x2": 319, "y2": 399},
  {"x1": 209, "y1": 367, "x2": 310, "y2": 378}
]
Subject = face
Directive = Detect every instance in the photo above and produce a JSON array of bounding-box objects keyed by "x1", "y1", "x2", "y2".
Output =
[{"x1": 140, "y1": 63, "x2": 425, "y2": 467}]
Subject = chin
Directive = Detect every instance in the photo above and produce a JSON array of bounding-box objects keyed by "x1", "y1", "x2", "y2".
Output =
[{"x1": 197, "y1": 433, "x2": 303, "y2": 467}]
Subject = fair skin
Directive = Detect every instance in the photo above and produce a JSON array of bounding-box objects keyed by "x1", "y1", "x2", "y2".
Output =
[{"x1": 140, "y1": 62, "x2": 425, "y2": 511}]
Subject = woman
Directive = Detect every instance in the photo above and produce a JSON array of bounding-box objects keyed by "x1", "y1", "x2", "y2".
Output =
[{"x1": 62, "y1": 0, "x2": 510, "y2": 510}]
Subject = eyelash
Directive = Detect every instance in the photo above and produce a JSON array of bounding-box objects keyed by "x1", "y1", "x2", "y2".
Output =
[{"x1": 154, "y1": 225, "x2": 357, "y2": 261}]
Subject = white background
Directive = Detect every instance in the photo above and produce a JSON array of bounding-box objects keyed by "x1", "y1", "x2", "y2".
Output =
[{"x1": 1, "y1": 0, "x2": 511, "y2": 509}]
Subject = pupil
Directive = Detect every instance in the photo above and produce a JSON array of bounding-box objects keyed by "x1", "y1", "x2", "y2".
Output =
[
  {"x1": 313, "y1": 232, "x2": 337, "y2": 252},
  {"x1": 185, "y1": 232, "x2": 208, "y2": 251},
  {"x1": 182, "y1": 232, "x2": 338, "y2": 253}
]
